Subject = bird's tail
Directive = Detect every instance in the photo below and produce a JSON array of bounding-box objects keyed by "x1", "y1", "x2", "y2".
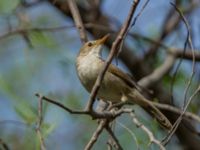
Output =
[{"x1": 128, "y1": 91, "x2": 172, "y2": 130}]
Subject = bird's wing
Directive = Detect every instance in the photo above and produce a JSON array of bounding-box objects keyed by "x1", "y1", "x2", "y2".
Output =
[{"x1": 108, "y1": 63, "x2": 138, "y2": 89}]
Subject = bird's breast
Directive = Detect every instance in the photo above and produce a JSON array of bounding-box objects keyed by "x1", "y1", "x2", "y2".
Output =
[
  {"x1": 76, "y1": 53, "x2": 130, "y2": 102},
  {"x1": 76, "y1": 54, "x2": 102, "y2": 92}
]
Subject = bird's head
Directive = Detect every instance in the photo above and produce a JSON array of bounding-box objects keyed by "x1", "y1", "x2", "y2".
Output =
[{"x1": 79, "y1": 34, "x2": 110, "y2": 57}]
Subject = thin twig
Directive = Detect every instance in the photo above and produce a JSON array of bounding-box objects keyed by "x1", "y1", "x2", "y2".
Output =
[
  {"x1": 67, "y1": 0, "x2": 88, "y2": 43},
  {"x1": 1, "y1": 25, "x2": 200, "y2": 61},
  {"x1": 130, "y1": 0, "x2": 150, "y2": 28},
  {"x1": 153, "y1": 102, "x2": 200, "y2": 124},
  {"x1": 107, "y1": 141, "x2": 113, "y2": 150},
  {"x1": 35, "y1": 93, "x2": 89, "y2": 114},
  {"x1": 171, "y1": 3, "x2": 195, "y2": 109},
  {"x1": 130, "y1": 112, "x2": 165, "y2": 150},
  {"x1": 162, "y1": 85, "x2": 200, "y2": 145},
  {"x1": 116, "y1": 0, "x2": 149, "y2": 61},
  {"x1": 36, "y1": 94, "x2": 46, "y2": 150},
  {"x1": 105, "y1": 126, "x2": 123, "y2": 150},
  {"x1": 35, "y1": 93, "x2": 131, "y2": 119},
  {"x1": 169, "y1": 2, "x2": 195, "y2": 105},
  {"x1": 0, "y1": 138, "x2": 9, "y2": 150},
  {"x1": 84, "y1": 120, "x2": 107, "y2": 150},
  {"x1": 116, "y1": 121, "x2": 139, "y2": 150},
  {"x1": 162, "y1": 3, "x2": 196, "y2": 145},
  {"x1": 138, "y1": 53, "x2": 176, "y2": 88},
  {"x1": 37, "y1": 95, "x2": 43, "y2": 128}
]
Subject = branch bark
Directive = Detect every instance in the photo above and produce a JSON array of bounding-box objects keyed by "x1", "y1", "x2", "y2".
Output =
[{"x1": 67, "y1": 0, "x2": 88, "y2": 43}]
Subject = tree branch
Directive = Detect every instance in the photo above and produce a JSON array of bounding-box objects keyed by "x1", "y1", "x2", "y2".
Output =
[
  {"x1": 105, "y1": 126, "x2": 123, "y2": 150},
  {"x1": 130, "y1": 112, "x2": 165, "y2": 150},
  {"x1": 162, "y1": 2, "x2": 196, "y2": 145},
  {"x1": 35, "y1": 93, "x2": 131, "y2": 119},
  {"x1": 35, "y1": 94, "x2": 46, "y2": 150},
  {"x1": 138, "y1": 54, "x2": 176, "y2": 88},
  {"x1": 67, "y1": 0, "x2": 88, "y2": 43},
  {"x1": 84, "y1": 120, "x2": 107, "y2": 150},
  {"x1": 0, "y1": 138, "x2": 9, "y2": 150},
  {"x1": 85, "y1": 0, "x2": 140, "y2": 111},
  {"x1": 153, "y1": 102, "x2": 200, "y2": 124}
]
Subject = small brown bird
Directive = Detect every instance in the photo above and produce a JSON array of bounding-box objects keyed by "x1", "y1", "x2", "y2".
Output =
[{"x1": 76, "y1": 34, "x2": 172, "y2": 130}]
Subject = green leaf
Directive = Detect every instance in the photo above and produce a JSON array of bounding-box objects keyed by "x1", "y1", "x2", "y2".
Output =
[
  {"x1": 42, "y1": 123, "x2": 56, "y2": 137},
  {"x1": 29, "y1": 31, "x2": 56, "y2": 48},
  {"x1": 0, "y1": 0, "x2": 19, "y2": 14},
  {"x1": 15, "y1": 101, "x2": 37, "y2": 124},
  {"x1": 189, "y1": 103, "x2": 199, "y2": 113},
  {"x1": 0, "y1": 75, "x2": 37, "y2": 124}
]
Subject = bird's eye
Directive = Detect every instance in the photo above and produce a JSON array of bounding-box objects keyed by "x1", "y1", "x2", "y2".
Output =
[{"x1": 87, "y1": 42, "x2": 93, "y2": 47}]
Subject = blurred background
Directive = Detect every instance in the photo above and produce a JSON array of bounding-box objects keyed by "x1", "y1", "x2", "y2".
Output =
[{"x1": 0, "y1": 0, "x2": 200, "y2": 149}]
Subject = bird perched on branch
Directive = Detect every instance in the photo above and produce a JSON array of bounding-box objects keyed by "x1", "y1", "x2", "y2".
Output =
[{"x1": 76, "y1": 34, "x2": 172, "y2": 130}]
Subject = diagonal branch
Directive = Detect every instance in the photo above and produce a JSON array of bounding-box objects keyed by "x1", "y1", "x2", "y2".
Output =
[
  {"x1": 0, "y1": 138, "x2": 9, "y2": 150},
  {"x1": 130, "y1": 112, "x2": 165, "y2": 150},
  {"x1": 138, "y1": 53, "x2": 176, "y2": 88},
  {"x1": 84, "y1": 120, "x2": 107, "y2": 150},
  {"x1": 85, "y1": 0, "x2": 140, "y2": 111},
  {"x1": 67, "y1": 0, "x2": 88, "y2": 43},
  {"x1": 105, "y1": 126, "x2": 123, "y2": 150}
]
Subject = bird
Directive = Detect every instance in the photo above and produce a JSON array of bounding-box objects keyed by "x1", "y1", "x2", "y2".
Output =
[{"x1": 76, "y1": 34, "x2": 172, "y2": 130}]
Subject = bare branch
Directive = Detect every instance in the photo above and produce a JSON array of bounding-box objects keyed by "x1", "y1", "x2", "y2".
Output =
[
  {"x1": 35, "y1": 95, "x2": 46, "y2": 150},
  {"x1": 35, "y1": 93, "x2": 89, "y2": 114},
  {"x1": 105, "y1": 126, "x2": 123, "y2": 150},
  {"x1": 84, "y1": 120, "x2": 107, "y2": 150},
  {"x1": 162, "y1": 2, "x2": 196, "y2": 145},
  {"x1": 130, "y1": 112, "x2": 165, "y2": 150},
  {"x1": 138, "y1": 54, "x2": 176, "y2": 88},
  {"x1": 174, "y1": 50, "x2": 200, "y2": 61},
  {"x1": 85, "y1": 0, "x2": 140, "y2": 111},
  {"x1": 35, "y1": 93, "x2": 131, "y2": 119},
  {"x1": 176, "y1": 8, "x2": 195, "y2": 109},
  {"x1": 143, "y1": 0, "x2": 198, "y2": 59},
  {"x1": 1, "y1": 24, "x2": 200, "y2": 62},
  {"x1": 169, "y1": 1, "x2": 195, "y2": 104},
  {"x1": 153, "y1": 102, "x2": 200, "y2": 123},
  {"x1": 0, "y1": 138, "x2": 9, "y2": 150},
  {"x1": 116, "y1": 121, "x2": 139, "y2": 150},
  {"x1": 129, "y1": 32, "x2": 200, "y2": 61},
  {"x1": 67, "y1": 0, "x2": 88, "y2": 43},
  {"x1": 116, "y1": 0, "x2": 150, "y2": 58},
  {"x1": 162, "y1": 85, "x2": 200, "y2": 145}
]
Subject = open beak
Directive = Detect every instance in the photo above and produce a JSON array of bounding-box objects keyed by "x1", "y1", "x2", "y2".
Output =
[{"x1": 96, "y1": 34, "x2": 110, "y2": 45}]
